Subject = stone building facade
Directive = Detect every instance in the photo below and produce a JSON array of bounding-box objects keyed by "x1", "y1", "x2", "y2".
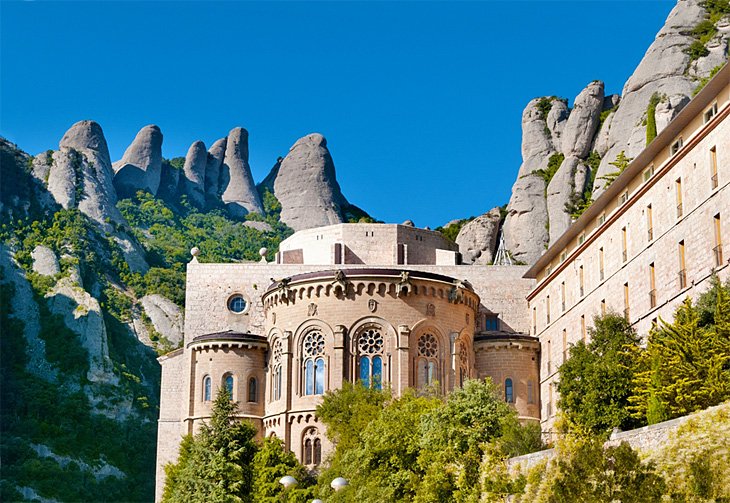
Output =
[
  {"x1": 155, "y1": 65, "x2": 729, "y2": 502},
  {"x1": 155, "y1": 224, "x2": 537, "y2": 501},
  {"x1": 525, "y1": 66, "x2": 730, "y2": 433}
]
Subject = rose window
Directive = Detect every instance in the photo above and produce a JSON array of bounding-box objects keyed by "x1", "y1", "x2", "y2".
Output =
[
  {"x1": 418, "y1": 333, "x2": 438, "y2": 358},
  {"x1": 303, "y1": 330, "x2": 325, "y2": 358},
  {"x1": 358, "y1": 328, "x2": 384, "y2": 355}
]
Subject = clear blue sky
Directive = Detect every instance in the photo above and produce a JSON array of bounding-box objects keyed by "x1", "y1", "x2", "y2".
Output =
[{"x1": 1, "y1": 1, "x2": 674, "y2": 228}]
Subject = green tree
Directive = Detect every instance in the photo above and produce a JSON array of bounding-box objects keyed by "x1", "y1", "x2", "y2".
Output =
[
  {"x1": 631, "y1": 294, "x2": 730, "y2": 424},
  {"x1": 549, "y1": 438, "x2": 665, "y2": 503},
  {"x1": 416, "y1": 379, "x2": 518, "y2": 502},
  {"x1": 598, "y1": 151, "x2": 633, "y2": 189},
  {"x1": 162, "y1": 388, "x2": 258, "y2": 503},
  {"x1": 251, "y1": 437, "x2": 314, "y2": 503},
  {"x1": 557, "y1": 313, "x2": 642, "y2": 434}
]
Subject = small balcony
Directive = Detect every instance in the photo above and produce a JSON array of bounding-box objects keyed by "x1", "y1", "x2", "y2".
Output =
[
  {"x1": 679, "y1": 269, "x2": 687, "y2": 289},
  {"x1": 677, "y1": 203, "x2": 683, "y2": 218},
  {"x1": 714, "y1": 245, "x2": 723, "y2": 267},
  {"x1": 649, "y1": 289, "x2": 657, "y2": 309}
]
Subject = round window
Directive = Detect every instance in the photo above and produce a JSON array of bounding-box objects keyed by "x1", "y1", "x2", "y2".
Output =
[{"x1": 227, "y1": 294, "x2": 248, "y2": 314}]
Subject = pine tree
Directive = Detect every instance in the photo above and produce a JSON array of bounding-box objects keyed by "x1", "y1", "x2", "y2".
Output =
[
  {"x1": 631, "y1": 294, "x2": 730, "y2": 424},
  {"x1": 162, "y1": 387, "x2": 258, "y2": 503}
]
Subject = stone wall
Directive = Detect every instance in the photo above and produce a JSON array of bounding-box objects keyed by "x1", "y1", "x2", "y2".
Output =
[{"x1": 508, "y1": 402, "x2": 730, "y2": 472}]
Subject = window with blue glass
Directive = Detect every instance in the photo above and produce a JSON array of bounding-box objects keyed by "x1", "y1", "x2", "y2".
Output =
[
  {"x1": 484, "y1": 315, "x2": 499, "y2": 331},
  {"x1": 224, "y1": 374, "x2": 234, "y2": 399},
  {"x1": 203, "y1": 375, "x2": 212, "y2": 401},
  {"x1": 302, "y1": 329, "x2": 326, "y2": 396},
  {"x1": 505, "y1": 378, "x2": 514, "y2": 403},
  {"x1": 227, "y1": 294, "x2": 247, "y2": 314},
  {"x1": 417, "y1": 333, "x2": 439, "y2": 389},
  {"x1": 357, "y1": 327, "x2": 384, "y2": 389}
]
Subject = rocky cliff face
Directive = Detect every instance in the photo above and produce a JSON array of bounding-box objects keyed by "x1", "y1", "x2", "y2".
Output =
[
  {"x1": 501, "y1": 0, "x2": 728, "y2": 264},
  {"x1": 266, "y1": 133, "x2": 351, "y2": 231},
  {"x1": 113, "y1": 125, "x2": 163, "y2": 198},
  {"x1": 220, "y1": 127, "x2": 265, "y2": 217}
]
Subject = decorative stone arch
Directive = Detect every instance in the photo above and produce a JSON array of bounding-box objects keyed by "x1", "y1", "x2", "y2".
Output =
[
  {"x1": 410, "y1": 323, "x2": 448, "y2": 391},
  {"x1": 301, "y1": 426, "x2": 322, "y2": 467},
  {"x1": 348, "y1": 316, "x2": 396, "y2": 389},
  {"x1": 267, "y1": 328, "x2": 285, "y2": 402},
  {"x1": 293, "y1": 320, "x2": 334, "y2": 397}
]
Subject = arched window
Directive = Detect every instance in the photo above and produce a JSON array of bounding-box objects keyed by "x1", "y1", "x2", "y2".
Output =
[
  {"x1": 527, "y1": 380, "x2": 535, "y2": 404},
  {"x1": 357, "y1": 327, "x2": 384, "y2": 390},
  {"x1": 417, "y1": 333, "x2": 439, "y2": 388},
  {"x1": 248, "y1": 377, "x2": 257, "y2": 402},
  {"x1": 458, "y1": 341, "x2": 469, "y2": 387},
  {"x1": 505, "y1": 378, "x2": 514, "y2": 403},
  {"x1": 302, "y1": 330, "x2": 326, "y2": 396},
  {"x1": 302, "y1": 427, "x2": 322, "y2": 467},
  {"x1": 271, "y1": 339, "x2": 283, "y2": 401},
  {"x1": 224, "y1": 374, "x2": 234, "y2": 399},
  {"x1": 203, "y1": 375, "x2": 211, "y2": 401}
]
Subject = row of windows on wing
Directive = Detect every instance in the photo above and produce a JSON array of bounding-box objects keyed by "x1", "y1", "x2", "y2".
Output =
[
  {"x1": 202, "y1": 373, "x2": 258, "y2": 403},
  {"x1": 269, "y1": 327, "x2": 444, "y2": 399}
]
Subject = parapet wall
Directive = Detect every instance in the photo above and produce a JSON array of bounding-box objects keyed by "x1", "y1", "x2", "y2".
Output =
[{"x1": 508, "y1": 401, "x2": 730, "y2": 471}]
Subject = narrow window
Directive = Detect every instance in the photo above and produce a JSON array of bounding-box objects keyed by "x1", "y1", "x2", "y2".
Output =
[
  {"x1": 527, "y1": 381, "x2": 534, "y2": 404},
  {"x1": 619, "y1": 190, "x2": 629, "y2": 206},
  {"x1": 547, "y1": 340, "x2": 552, "y2": 374},
  {"x1": 313, "y1": 438, "x2": 322, "y2": 465},
  {"x1": 643, "y1": 166, "x2": 654, "y2": 182},
  {"x1": 360, "y1": 356, "x2": 370, "y2": 388},
  {"x1": 225, "y1": 374, "x2": 234, "y2": 399},
  {"x1": 417, "y1": 333, "x2": 439, "y2": 389},
  {"x1": 305, "y1": 359, "x2": 314, "y2": 396},
  {"x1": 624, "y1": 283, "x2": 630, "y2": 320},
  {"x1": 548, "y1": 382, "x2": 554, "y2": 417},
  {"x1": 647, "y1": 205, "x2": 653, "y2": 242},
  {"x1": 248, "y1": 377, "x2": 257, "y2": 403},
  {"x1": 484, "y1": 315, "x2": 499, "y2": 331},
  {"x1": 561, "y1": 282, "x2": 566, "y2": 312},
  {"x1": 315, "y1": 357, "x2": 325, "y2": 395},
  {"x1": 599, "y1": 247, "x2": 605, "y2": 281},
  {"x1": 598, "y1": 212, "x2": 606, "y2": 225},
  {"x1": 532, "y1": 307, "x2": 537, "y2": 335},
  {"x1": 679, "y1": 241, "x2": 687, "y2": 289},
  {"x1": 711, "y1": 146, "x2": 718, "y2": 190},
  {"x1": 372, "y1": 355, "x2": 383, "y2": 390},
  {"x1": 649, "y1": 263, "x2": 657, "y2": 308},
  {"x1": 579, "y1": 265, "x2": 584, "y2": 297},
  {"x1": 676, "y1": 178, "x2": 683, "y2": 218},
  {"x1": 622, "y1": 227, "x2": 628, "y2": 263},
  {"x1": 505, "y1": 378, "x2": 514, "y2": 403},
  {"x1": 601, "y1": 299, "x2": 606, "y2": 316},
  {"x1": 714, "y1": 214, "x2": 723, "y2": 266},
  {"x1": 704, "y1": 103, "x2": 718, "y2": 123},
  {"x1": 562, "y1": 329, "x2": 567, "y2": 363},
  {"x1": 203, "y1": 375, "x2": 212, "y2": 402},
  {"x1": 581, "y1": 315, "x2": 587, "y2": 343},
  {"x1": 546, "y1": 295, "x2": 551, "y2": 324},
  {"x1": 304, "y1": 439, "x2": 312, "y2": 465}
]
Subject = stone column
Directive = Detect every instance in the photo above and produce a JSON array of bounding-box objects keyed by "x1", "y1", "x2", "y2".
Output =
[
  {"x1": 282, "y1": 331, "x2": 293, "y2": 451},
  {"x1": 397, "y1": 325, "x2": 411, "y2": 395},
  {"x1": 448, "y1": 332, "x2": 458, "y2": 393},
  {"x1": 331, "y1": 325, "x2": 346, "y2": 389}
]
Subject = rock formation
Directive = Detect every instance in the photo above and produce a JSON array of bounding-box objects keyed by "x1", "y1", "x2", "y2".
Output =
[
  {"x1": 112, "y1": 125, "x2": 163, "y2": 198},
  {"x1": 269, "y1": 133, "x2": 349, "y2": 231},
  {"x1": 502, "y1": 98, "x2": 556, "y2": 264},
  {"x1": 182, "y1": 140, "x2": 207, "y2": 208},
  {"x1": 205, "y1": 137, "x2": 227, "y2": 199},
  {"x1": 455, "y1": 208, "x2": 502, "y2": 265},
  {"x1": 592, "y1": 0, "x2": 728, "y2": 198},
  {"x1": 502, "y1": 0, "x2": 728, "y2": 263},
  {"x1": 31, "y1": 245, "x2": 60, "y2": 276},
  {"x1": 220, "y1": 127, "x2": 264, "y2": 217},
  {"x1": 158, "y1": 159, "x2": 181, "y2": 201},
  {"x1": 140, "y1": 294, "x2": 184, "y2": 346}
]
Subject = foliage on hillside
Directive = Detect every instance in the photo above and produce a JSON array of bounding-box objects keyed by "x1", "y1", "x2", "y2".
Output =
[
  {"x1": 315, "y1": 379, "x2": 543, "y2": 502},
  {"x1": 435, "y1": 217, "x2": 476, "y2": 243}
]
